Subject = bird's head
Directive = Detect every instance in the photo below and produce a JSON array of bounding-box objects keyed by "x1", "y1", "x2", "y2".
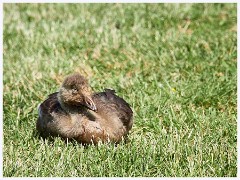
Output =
[{"x1": 58, "y1": 73, "x2": 97, "y2": 111}]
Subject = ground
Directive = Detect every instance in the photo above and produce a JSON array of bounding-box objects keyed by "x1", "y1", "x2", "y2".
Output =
[{"x1": 3, "y1": 3, "x2": 237, "y2": 177}]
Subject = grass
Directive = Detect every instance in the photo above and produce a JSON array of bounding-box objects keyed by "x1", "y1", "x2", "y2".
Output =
[{"x1": 3, "y1": 3, "x2": 237, "y2": 177}]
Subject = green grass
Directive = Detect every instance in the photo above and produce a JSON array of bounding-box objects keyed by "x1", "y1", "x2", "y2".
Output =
[{"x1": 3, "y1": 3, "x2": 237, "y2": 177}]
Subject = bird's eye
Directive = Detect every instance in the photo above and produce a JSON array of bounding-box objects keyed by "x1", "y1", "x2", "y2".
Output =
[
  {"x1": 71, "y1": 86, "x2": 78, "y2": 94},
  {"x1": 72, "y1": 89, "x2": 77, "y2": 94}
]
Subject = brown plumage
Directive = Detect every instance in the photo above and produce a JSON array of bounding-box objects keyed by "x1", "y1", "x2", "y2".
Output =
[{"x1": 36, "y1": 73, "x2": 133, "y2": 144}]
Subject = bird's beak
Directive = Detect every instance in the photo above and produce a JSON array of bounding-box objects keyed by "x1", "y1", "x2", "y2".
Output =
[{"x1": 83, "y1": 96, "x2": 97, "y2": 111}]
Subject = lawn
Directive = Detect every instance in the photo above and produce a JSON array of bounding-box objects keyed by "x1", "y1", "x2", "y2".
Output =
[{"x1": 3, "y1": 3, "x2": 237, "y2": 177}]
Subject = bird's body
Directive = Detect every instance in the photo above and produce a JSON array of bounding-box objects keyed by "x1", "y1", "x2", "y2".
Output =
[{"x1": 36, "y1": 74, "x2": 133, "y2": 144}]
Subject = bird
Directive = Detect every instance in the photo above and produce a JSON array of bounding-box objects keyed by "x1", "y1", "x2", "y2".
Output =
[{"x1": 36, "y1": 73, "x2": 133, "y2": 145}]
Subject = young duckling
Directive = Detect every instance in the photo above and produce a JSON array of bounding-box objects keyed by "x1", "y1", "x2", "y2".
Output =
[{"x1": 36, "y1": 73, "x2": 133, "y2": 144}]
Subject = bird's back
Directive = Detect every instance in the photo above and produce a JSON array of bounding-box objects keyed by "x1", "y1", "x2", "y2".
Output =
[
  {"x1": 92, "y1": 89, "x2": 133, "y2": 131},
  {"x1": 36, "y1": 92, "x2": 67, "y2": 137}
]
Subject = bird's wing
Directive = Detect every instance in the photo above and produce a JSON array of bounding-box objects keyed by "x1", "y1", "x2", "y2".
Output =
[
  {"x1": 38, "y1": 92, "x2": 62, "y2": 118},
  {"x1": 93, "y1": 89, "x2": 133, "y2": 128}
]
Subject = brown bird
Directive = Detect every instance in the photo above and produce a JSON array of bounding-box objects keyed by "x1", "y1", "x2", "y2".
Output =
[{"x1": 36, "y1": 73, "x2": 133, "y2": 145}]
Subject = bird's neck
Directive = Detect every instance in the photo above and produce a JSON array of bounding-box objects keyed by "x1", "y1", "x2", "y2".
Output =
[{"x1": 57, "y1": 94, "x2": 84, "y2": 114}]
